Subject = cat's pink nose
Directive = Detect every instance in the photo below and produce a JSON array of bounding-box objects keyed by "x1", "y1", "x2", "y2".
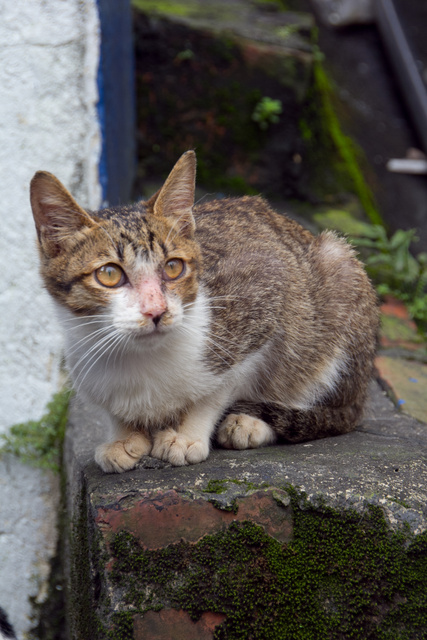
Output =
[
  {"x1": 138, "y1": 276, "x2": 167, "y2": 322},
  {"x1": 144, "y1": 310, "x2": 165, "y2": 326}
]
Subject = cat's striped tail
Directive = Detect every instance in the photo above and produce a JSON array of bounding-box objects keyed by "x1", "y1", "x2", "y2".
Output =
[{"x1": 223, "y1": 398, "x2": 366, "y2": 444}]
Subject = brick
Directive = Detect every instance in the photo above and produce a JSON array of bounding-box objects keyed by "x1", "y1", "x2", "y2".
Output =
[
  {"x1": 95, "y1": 488, "x2": 293, "y2": 549},
  {"x1": 134, "y1": 610, "x2": 225, "y2": 640}
]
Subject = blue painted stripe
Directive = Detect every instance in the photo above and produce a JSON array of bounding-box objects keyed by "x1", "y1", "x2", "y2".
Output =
[
  {"x1": 95, "y1": 0, "x2": 135, "y2": 207},
  {"x1": 96, "y1": 0, "x2": 108, "y2": 205}
]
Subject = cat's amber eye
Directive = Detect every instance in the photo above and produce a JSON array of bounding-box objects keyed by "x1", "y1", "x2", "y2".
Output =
[
  {"x1": 162, "y1": 258, "x2": 185, "y2": 281},
  {"x1": 95, "y1": 264, "x2": 125, "y2": 288}
]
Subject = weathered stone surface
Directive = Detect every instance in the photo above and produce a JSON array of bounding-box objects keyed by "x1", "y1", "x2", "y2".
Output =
[
  {"x1": 67, "y1": 381, "x2": 426, "y2": 533},
  {"x1": 64, "y1": 382, "x2": 427, "y2": 637},
  {"x1": 374, "y1": 297, "x2": 427, "y2": 423},
  {"x1": 376, "y1": 355, "x2": 427, "y2": 423}
]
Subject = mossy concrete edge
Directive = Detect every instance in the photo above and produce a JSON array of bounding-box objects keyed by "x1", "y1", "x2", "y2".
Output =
[{"x1": 64, "y1": 382, "x2": 427, "y2": 637}]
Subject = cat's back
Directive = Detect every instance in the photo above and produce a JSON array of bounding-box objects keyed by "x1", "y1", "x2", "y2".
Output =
[
  {"x1": 193, "y1": 194, "x2": 378, "y2": 349},
  {"x1": 194, "y1": 195, "x2": 313, "y2": 273}
]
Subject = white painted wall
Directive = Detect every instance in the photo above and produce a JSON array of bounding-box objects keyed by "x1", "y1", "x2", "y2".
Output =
[{"x1": 0, "y1": 1, "x2": 102, "y2": 636}]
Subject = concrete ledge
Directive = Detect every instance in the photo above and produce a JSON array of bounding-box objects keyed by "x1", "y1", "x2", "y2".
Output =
[{"x1": 64, "y1": 382, "x2": 427, "y2": 638}]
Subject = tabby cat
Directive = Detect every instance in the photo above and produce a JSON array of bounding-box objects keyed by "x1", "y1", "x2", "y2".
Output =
[{"x1": 30, "y1": 151, "x2": 379, "y2": 473}]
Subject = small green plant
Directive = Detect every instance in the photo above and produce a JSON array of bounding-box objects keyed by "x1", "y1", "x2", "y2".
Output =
[
  {"x1": 0, "y1": 388, "x2": 72, "y2": 471},
  {"x1": 350, "y1": 225, "x2": 427, "y2": 332},
  {"x1": 275, "y1": 23, "x2": 300, "y2": 40},
  {"x1": 175, "y1": 48, "x2": 194, "y2": 62},
  {"x1": 252, "y1": 97, "x2": 282, "y2": 130}
]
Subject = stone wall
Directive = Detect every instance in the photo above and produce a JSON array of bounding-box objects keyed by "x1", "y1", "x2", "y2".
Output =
[{"x1": 0, "y1": 2, "x2": 101, "y2": 635}]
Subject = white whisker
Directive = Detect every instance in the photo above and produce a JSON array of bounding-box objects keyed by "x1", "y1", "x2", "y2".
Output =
[
  {"x1": 103, "y1": 333, "x2": 128, "y2": 374},
  {"x1": 204, "y1": 295, "x2": 242, "y2": 301},
  {"x1": 164, "y1": 211, "x2": 191, "y2": 247},
  {"x1": 176, "y1": 323, "x2": 235, "y2": 363},
  {"x1": 211, "y1": 323, "x2": 236, "y2": 337},
  {"x1": 96, "y1": 223, "x2": 117, "y2": 249},
  {"x1": 68, "y1": 330, "x2": 117, "y2": 378},
  {"x1": 210, "y1": 333, "x2": 239, "y2": 347},
  {"x1": 206, "y1": 336, "x2": 234, "y2": 359},
  {"x1": 113, "y1": 333, "x2": 133, "y2": 367},
  {"x1": 66, "y1": 326, "x2": 112, "y2": 357},
  {"x1": 61, "y1": 314, "x2": 114, "y2": 324},
  {"x1": 203, "y1": 342, "x2": 231, "y2": 367},
  {"x1": 62, "y1": 319, "x2": 111, "y2": 332},
  {"x1": 74, "y1": 332, "x2": 122, "y2": 394}
]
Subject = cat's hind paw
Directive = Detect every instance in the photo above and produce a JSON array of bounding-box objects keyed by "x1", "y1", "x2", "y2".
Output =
[
  {"x1": 217, "y1": 413, "x2": 276, "y2": 450},
  {"x1": 95, "y1": 432, "x2": 152, "y2": 473},
  {"x1": 151, "y1": 429, "x2": 209, "y2": 466}
]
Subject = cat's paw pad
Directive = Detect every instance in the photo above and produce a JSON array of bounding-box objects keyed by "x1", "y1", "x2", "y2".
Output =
[
  {"x1": 151, "y1": 429, "x2": 209, "y2": 466},
  {"x1": 95, "y1": 433, "x2": 151, "y2": 473},
  {"x1": 217, "y1": 414, "x2": 276, "y2": 450}
]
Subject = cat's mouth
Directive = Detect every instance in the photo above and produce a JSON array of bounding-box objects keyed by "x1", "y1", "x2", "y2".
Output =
[
  {"x1": 112, "y1": 304, "x2": 183, "y2": 344},
  {"x1": 136, "y1": 325, "x2": 164, "y2": 338},
  {"x1": 133, "y1": 317, "x2": 177, "y2": 341},
  {"x1": 139, "y1": 308, "x2": 181, "y2": 334}
]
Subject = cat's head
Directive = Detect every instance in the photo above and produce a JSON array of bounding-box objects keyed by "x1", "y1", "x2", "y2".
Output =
[{"x1": 30, "y1": 151, "x2": 202, "y2": 342}]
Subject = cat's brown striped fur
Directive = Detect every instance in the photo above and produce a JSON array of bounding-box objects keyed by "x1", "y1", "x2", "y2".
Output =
[{"x1": 30, "y1": 151, "x2": 379, "y2": 472}]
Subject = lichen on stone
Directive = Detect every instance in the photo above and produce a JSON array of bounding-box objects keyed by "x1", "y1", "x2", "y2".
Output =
[{"x1": 102, "y1": 490, "x2": 427, "y2": 638}]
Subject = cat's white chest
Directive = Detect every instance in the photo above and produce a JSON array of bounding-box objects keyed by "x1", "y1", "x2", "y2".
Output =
[
  {"x1": 60, "y1": 293, "x2": 221, "y2": 425},
  {"x1": 97, "y1": 333, "x2": 220, "y2": 424}
]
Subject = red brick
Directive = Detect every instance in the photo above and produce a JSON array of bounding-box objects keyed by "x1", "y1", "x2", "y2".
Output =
[
  {"x1": 133, "y1": 610, "x2": 225, "y2": 640},
  {"x1": 95, "y1": 488, "x2": 292, "y2": 549}
]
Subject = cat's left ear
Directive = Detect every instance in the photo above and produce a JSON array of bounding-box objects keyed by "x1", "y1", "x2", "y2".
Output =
[
  {"x1": 151, "y1": 150, "x2": 196, "y2": 238},
  {"x1": 30, "y1": 171, "x2": 96, "y2": 257}
]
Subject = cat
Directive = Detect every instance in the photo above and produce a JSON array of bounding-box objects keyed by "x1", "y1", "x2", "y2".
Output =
[{"x1": 30, "y1": 150, "x2": 379, "y2": 473}]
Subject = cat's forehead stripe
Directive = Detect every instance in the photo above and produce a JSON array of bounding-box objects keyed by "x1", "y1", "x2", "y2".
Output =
[
  {"x1": 118, "y1": 230, "x2": 143, "y2": 256},
  {"x1": 91, "y1": 206, "x2": 176, "y2": 264},
  {"x1": 94, "y1": 203, "x2": 150, "y2": 230},
  {"x1": 116, "y1": 241, "x2": 124, "y2": 261},
  {"x1": 148, "y1": 230, "x2": 155, "y2": 250}
]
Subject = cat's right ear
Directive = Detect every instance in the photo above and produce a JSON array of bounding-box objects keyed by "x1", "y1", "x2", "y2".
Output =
[
  {"x1": 151, "y1": 150, "x2": 196, "y2": 238},
  {"x1": 30, "y1": 171, "x2": 95, "y2": 257}
]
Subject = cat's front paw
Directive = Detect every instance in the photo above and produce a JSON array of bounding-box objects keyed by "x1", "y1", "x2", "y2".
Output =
[
  {"x1": 95, "y1": 432, "x2": 152, "y2": 473},
  {"x1": 217, "y1": 413, "x2": 276, "y2": 450},
  {"x1": 151, "y1": 429, "x2": 209, "y2": 466}
]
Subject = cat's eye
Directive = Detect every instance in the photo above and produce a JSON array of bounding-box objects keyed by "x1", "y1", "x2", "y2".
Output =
[
  {"x1": 95, "y1": 264, "x2": 125, "y2": 288},
  {"x1": 162, "y1": 258, "x2": 185, "y2": 281}
]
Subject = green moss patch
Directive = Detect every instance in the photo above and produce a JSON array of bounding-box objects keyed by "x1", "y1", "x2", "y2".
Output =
[
  {"x1": 132, "y1": 0, "x2": 198, "y2": 16},
  {"x1": 313, "y1": 208, "x2": 375, "y2": 236},
  {"x1": 202, "y1": 479, "x2": 229, "y2": 494},
  {"x1": 105, "y1": 494, "x2": 427, "y2": 639},
  {"x1": 0, "y1": 388, "x2": 71, "y2": 472},
  {"x1": 381, "y1": 314, "x2": 422, "y2": 345},
  {"x1": 299, "y1": 56, "x2": 383, "y2": 225}
]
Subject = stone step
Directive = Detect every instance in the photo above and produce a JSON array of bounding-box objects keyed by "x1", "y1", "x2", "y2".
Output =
[{"x1": 64, "y1": 382, "x2": 427, "y2": 639}]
